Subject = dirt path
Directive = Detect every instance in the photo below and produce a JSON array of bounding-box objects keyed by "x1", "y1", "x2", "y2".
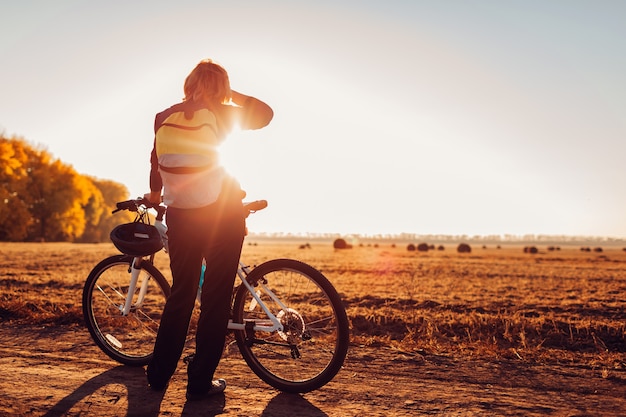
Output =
[{"x1": 1, "y1": 325, "x2": 625, "y2": 416}]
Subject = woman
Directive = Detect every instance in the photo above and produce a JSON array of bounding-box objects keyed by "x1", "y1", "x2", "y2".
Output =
[{"x1": 145, "y1": 59, "x2": 273, "y2": 400}]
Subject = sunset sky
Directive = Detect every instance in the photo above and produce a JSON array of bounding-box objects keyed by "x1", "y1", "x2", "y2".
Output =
[{"x1": 1, "y1": 1, "x2": 625, "y2": 238}]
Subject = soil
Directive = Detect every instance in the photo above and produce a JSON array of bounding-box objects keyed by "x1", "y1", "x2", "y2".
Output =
[{"x1": 2, "y1": 324, "x2": 625, "y2": 416}]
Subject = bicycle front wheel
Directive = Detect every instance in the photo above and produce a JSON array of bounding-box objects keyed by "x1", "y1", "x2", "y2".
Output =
[
  {"x1": 82, "y1": 255, "x2": 170, "y2": 366},
  {"x1": 233, "y1": 259, "x2": 350, "y2": 393}
]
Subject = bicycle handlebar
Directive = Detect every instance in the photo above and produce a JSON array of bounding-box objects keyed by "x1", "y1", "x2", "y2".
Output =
[
  {"x1": 112, "y1": 198, "x2": 267, "y2": 220},
  {"x1": 112, "y1": 198, "x2": 166, "y2": 220}
]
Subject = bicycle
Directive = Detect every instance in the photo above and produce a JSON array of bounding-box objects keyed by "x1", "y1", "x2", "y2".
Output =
[{"x1": 82, "y1": 198, "x2": 350, "y2": 393}]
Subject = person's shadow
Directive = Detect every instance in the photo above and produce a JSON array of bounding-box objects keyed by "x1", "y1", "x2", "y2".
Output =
[
  {"x1": 260, "y1": 392, "x2": 329, "y2": 417},
  {"x1": 42, "y1": 365, "x2": 167, "y2": 417},
  {"x1": 43, "y1": 365, "x2": 327, "y2": 417}
]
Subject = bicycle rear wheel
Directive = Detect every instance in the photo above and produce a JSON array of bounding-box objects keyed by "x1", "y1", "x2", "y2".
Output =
[
  {"x1": 232, "y1": 259, "x2": 349, "y2": 393},
  {"x1": 82, "y1": 255, "x2": 170, "y2": 366}
]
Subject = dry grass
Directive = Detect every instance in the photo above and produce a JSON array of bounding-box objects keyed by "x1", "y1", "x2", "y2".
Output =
[{"x1": 1, "y1": 240, "x2": 625, "y2": 371}]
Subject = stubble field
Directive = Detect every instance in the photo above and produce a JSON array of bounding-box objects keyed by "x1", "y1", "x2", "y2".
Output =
[{"x1": 1, "y1": 239, "x2": 625, "y2": 416}]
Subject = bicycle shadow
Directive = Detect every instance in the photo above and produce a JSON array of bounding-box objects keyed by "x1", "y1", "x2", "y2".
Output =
[
  {"x1": 260, "y1": 392, "x2": 329, "y2": 417},
  {"x1": 180, "y1": 392, "x2": 326, "y2": 417},
  {"x1": 42, "y1": 365, "x2": 165, "y2": 417}
]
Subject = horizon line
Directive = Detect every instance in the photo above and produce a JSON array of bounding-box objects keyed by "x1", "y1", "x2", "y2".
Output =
[{"x1": 247, "y1": 231, "x2": 626, "y2": 243}]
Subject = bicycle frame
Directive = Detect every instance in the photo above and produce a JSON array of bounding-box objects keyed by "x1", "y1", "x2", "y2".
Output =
[
  {"x1": 120, "y1": 255, "x2": 285, "y2": 334},
  {"x1": 227, "y1": 262, "x2": 285, "y2": 333},
  {"x1": 118, "y1": 198, "x2": 284, "y2": 331}
]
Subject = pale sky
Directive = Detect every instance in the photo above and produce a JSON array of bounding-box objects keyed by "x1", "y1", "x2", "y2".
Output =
[{"x1": 1, "y1": 1, "x2": 625, "y2": 238}]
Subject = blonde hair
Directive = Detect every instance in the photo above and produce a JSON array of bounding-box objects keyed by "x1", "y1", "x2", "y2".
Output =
[{"x1": 183, "y1": 59, "x2": 232, "y2": 104}]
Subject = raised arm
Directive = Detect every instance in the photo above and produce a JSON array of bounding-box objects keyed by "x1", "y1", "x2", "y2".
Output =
[{"x1": 229, "y1": 90, "x2": 274, "y2": 130}]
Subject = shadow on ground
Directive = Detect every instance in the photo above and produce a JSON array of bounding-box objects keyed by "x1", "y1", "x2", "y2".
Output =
[
  {"x1": 42, "y1": 365, "x2": 328, "y2": 417},
  {"x1": 42, "y1": 365, "x2": 165, "y2": 417}
]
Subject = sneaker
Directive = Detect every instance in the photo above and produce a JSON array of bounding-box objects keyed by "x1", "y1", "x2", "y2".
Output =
[
  {"x1": 146, "y1": 369, "x2": 169, "y2": 392},
  {"x1": 186, "y1": 379, "x2": 227, "y2": 401},
  {"x1": 148, "y1": 381, "x2": 168, "y2": 392}
]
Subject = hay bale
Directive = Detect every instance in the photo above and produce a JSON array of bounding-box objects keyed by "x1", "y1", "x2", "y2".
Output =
[
  {"x1": 407, "y1": 243, "x2": 416, "y2": 251},
  {"x1": 333, "y1": 238, "x2": 352, "y2": 249},
  {"x1": 417, "y1": 243, "x2": 429, "y2": 252},
  {"x1": 457, "y1": 243, "x2": 471, "y2": 253}
]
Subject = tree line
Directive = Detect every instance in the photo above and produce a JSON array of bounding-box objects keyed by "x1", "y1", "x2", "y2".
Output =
[{"x1": 0, "y1": 135, "x2": 134, "y2": 242}]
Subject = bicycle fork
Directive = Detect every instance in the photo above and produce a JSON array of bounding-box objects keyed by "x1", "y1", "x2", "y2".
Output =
[{"x1": 121, "y1": 257, "x2": 150, "y2": 316}]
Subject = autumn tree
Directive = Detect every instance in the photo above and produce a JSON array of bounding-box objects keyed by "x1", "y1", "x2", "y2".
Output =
[
  {"x1": 0, "y1": 135, "x2": 131, "y2": 242},
  {"x1": 79, "y1": 178, "x2": 132, "y2": 243},
  {"x1": 0, "y1": 137, "x2": 31, "y2": 240},
  {"x1": 22, "y1": 146, "x2": 90, "y2": 241}
]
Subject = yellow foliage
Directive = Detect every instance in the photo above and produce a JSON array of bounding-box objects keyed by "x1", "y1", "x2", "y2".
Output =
[
  {"x1": 0, "y1": 134, "x2": 130, "y2": 242},
  {"x1": 0, "y1": 141, "x2": 26, "y2": 177}
]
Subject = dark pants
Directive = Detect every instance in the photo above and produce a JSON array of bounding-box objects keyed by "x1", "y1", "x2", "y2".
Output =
[{"x1": 147, "y1": 188, "x2": 245, "y2": 393}]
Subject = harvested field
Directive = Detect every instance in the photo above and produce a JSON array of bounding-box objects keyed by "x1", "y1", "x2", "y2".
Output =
[{"x1": 1, "y1": 241, "x2": 625, "y2": 416}]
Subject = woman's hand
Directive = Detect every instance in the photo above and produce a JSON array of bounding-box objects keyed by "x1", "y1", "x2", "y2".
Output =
[{"x1": 144, "y1": 191, "x2": 162, "y2": 204}]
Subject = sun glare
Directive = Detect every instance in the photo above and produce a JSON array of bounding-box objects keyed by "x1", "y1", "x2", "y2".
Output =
[{"x1": 217, "y1": 125, "x2": 247, "y2": 179}]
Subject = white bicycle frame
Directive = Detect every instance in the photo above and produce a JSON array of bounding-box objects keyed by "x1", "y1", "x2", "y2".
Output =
[
  {"x1": 227, "y1": 262, "x2": 285, "y2": 333},
  {"x1": 119, "y1": 213, "x2": 285, "y2": 334},
  {"x1": 121, "y1": 257, "x2": 284, "y2": 333}
]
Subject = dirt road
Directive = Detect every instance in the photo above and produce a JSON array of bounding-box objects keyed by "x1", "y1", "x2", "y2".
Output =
[{"x1": 1, "y1": 325, "x2": 625, "y2": 417}]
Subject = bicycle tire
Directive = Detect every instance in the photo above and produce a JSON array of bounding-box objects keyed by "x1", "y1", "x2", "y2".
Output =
[
  {"x1": 82, "y1": 254, "x2": 171, "y2": 366},
  {"x1": 232, "y1": 259, "x2": 349, "y2": 393}
]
